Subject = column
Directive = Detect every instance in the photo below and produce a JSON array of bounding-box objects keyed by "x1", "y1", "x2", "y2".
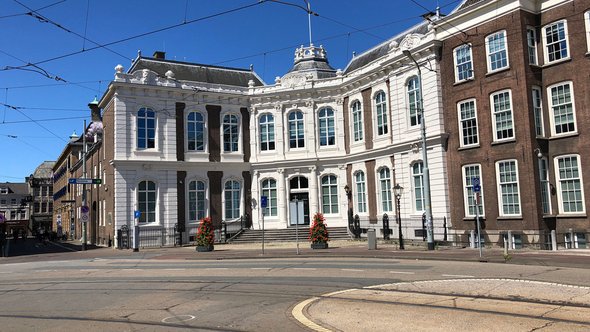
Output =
[
  {"x1": 309, "y1": 166, "x2": 319, "y2": 215},
  {"x1": 277, "y1": 168, "x2": 287, "y2": 227}
]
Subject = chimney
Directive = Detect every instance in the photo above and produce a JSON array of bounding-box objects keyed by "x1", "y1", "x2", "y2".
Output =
[
  {"x1": 153, "y1": 51, "x2": 166, "y2": 59},
  {"x1": 88, "y1": 97, "x2": 101, "y2": 122}
]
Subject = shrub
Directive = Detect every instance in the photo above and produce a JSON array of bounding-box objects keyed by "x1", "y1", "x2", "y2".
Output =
[
  {"x1": 309, "y1": 212, "x2": 329, "y2": 244},
  {"x1": 196, "y1": 217, "x2": 214, "y2": 247}
]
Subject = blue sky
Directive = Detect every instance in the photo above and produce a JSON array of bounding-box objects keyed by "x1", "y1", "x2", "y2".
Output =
[{"x1": 0, "y1": 0, "x2": 459, "y2": 183}]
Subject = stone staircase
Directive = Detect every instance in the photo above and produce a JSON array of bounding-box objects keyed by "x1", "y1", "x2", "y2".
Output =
[{"x1": 229, "y1": 227, "x2": 351, "y2": 243}]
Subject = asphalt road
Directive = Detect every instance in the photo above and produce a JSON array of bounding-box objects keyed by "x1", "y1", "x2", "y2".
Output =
[{"x1": 1, "y1": 248, "x2": 590, "y2": 331}]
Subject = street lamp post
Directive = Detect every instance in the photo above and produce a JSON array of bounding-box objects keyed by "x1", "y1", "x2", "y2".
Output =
[
  {"x1": 403, "y1": 49, "x2": 435, "y2": 250},
  {"x1": 394, "y1": 184, "x2": 404, "y2": 250}
]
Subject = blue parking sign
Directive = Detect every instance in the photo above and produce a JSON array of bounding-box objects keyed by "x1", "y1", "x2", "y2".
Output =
[
  {"x1": 261, "y1": 196, "x2": 268, "y2": 208},
  {"x1": 134, "y1": 210, "x2": 141, "y2": 219}
]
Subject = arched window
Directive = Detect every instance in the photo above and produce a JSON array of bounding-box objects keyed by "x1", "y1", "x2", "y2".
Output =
[
  {"x1": 137, "y1": 180, "x2": 156, "y2": 223},
  {"x1": 318, "y1": 108, "x2": 335, "y2": 146},
  {"x1": 137, "y1": 107, "x2": 155, "y2": 149},
  {"x1": 375, "y1": 91, "x2": 388, "y2": 136},
  {"x1": 288, "y1": 111, "x2": 305, "y2": 149},
  {"x1": 223, "y1": 114, "x2": 239, "y2": 152},
  {"x1": 259, "y1": 114, "x2": 275, "y2": 151},
  {"x1": 187, "y1": 112, "x2": 205, "y2": 151},
  {"x1": 188, "y1": 180, "x2": 206, "y2": 221},
  {"x1": 261, "y1": 179, "x2": 277, "y2": 216},
  {"x1": 321, "y1": 175, "x2": 339, "y2": 214},
  {"x1": 351, "y1": 100, "x2": 363, "y2": 142},
  {"x1": 355, "y1": 171, "x2": 367, "y2": 213},
  {"x1": 412, "y1": 163, "x2": 424, "y2": 212},
  {"x1": 408, "y1": 77, "x2": 421, "y2": 126},
  {"x1": 224, "y1": 180, "x2": 241, "y2": 219},
  {"x1": 379, "y1": 168, "x2": 393, "y2": 212}
]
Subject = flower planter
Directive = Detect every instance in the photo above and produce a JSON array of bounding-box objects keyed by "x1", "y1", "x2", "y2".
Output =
[
  {"x1": 311, "y1": 242, "x2": 328, "y2": 249},
  {"x1": 196, "y1": 245, "x2": 214, "y2": 252}
]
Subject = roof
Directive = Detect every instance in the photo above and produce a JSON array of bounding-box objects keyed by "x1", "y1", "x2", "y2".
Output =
[
  {"x1": 0, "y1": 183, "x2": 28, "y2": 195},
  {"x1": 344, "y1": 22, "x2": 430, "y2": 74},
  {"x1": 129, "y1": 57, "x2": 265, "y2": 87},
  {"x1": 32, "y1": 161, "x2": 56, "y2": 179},
  {"x1": 457, "y1": 0, "x2": 487, "y2": 11}
]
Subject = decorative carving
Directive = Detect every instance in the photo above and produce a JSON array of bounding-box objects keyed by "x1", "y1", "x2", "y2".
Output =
[
  {"x1": 275, "y1": 76, "x2": 281, "y2": 85},
  {"x1": 274, "y1": 103, "x2": 282, "y2": 111},
  {"x1": 410, "y1": 142, "x2": 421, "y2": 154},
  {"x1": 305, "y1": 100, "x2": 313, "y2": 108},
  {"x1": 277, "y1": 168, "x2": 284, "y2": 174},
  {"x1": 115, "y1": 64, "x2": 124, "y2": 73},
  {"x1": 389, "y1": 41, "x2": 399, "y2": 51},
  {"x1": 165, "y1": 70, "x2": 175, "y2": 79},
  {"x1": 399, "y1": 34, "x2": 424, "y2": 52},
  {"x1": 248, "y1": 79, "x2": 255, "y2": 88},
  {"x1": 336, "y1": 98, "x2": 344, "y2": 105}
]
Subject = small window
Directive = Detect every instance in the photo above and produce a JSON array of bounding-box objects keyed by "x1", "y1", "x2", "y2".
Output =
[
  {"x1": 526, "y1": 27, "x2": 538, "y2": 65},
  {"x1": 555, "y1": 155, "x2": 585, "y2": 214},
  {"x1": 351, "y1": 100, "x2": 363, "y2": 142},
  {"x1": 408, "y1": 76, "x2": 421, "y2": 126},
  {"x1": 454, "y1": 44, "x2": 473, "y2": 82},
  {"x1": 188, "y1": 180, "x2": 207, "y2": 221},
  {"x1": 491, "y1": 90, "x2": 514, "y2": 142},
  {"x1": 321, "y1": 175, "x2": 339, "y2": 214},
  {"x1": 486, "y1": 31, "x2": 509, "y2": 72},
  {"x1": 288, "y1": 111, "x2": 305, "y2": 149},
  {"x1": 318, "y1": 108, "x2": 335, "y2": 147},
  {"x1": 538, "y1": 158, "x2": 551, "y2": 215},
  {"x1": 462, "y1": 164, "x2": 484, "y2": 217},
  {"x1": 585, "y1": 11, "x2": 590, "y2": 52},
  {"x1": 496, "y1": 160, "x2": 521, "y2": 216},
  {"x1": 543, "y1": 20, "x2": 569, "y2": 64},
  {"x1": 375, "y1": 91, "x2": 388, "y2": 136},
  {"x1": 0, "y1": 188, "x2": 7, "y2": 194},
  {"x1": 187, "y1": 111, "x2": 205, "y2": 151},
  {"x1": 261, "y1": 178, "x2": 278, "y2": 217},
  {"x1": 137, "y1": 107, "x2": 156, "y2": 149},
  {"x1": 354, "y1": 171, "x2": 367, "y2": 213},
  {"x1": 259, "y1": 114, "x2": 275, "y2": 151},
  {"x1": 138, "y1": 180, "x2": 157, "y2": 223},
  {"x1": 379, "y1": 168, "x2": 393, "y2": 213},
  {"x1": 224, "y1": 180, "x2": 241, "y2": 219},
  {"x1": 223, "y1": 114, "x2": 240, "y2": 152},
  {"x1": 412, "y1": 162, "x2": 424, "y2": 212},
  {"x1": 548, "y1": 82, "x2": 576, "y2": 136},
  {"x1": 458, "y1": 99, "x2": 479, "y2": 147},
  {"x1": 532, "y1": 87, "x2": 544, "y2": 137}
]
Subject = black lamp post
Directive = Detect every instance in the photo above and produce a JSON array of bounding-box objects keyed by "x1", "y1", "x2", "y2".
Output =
[{"x1": 394, "y1": 183, "x2": 404, "y2": 250}]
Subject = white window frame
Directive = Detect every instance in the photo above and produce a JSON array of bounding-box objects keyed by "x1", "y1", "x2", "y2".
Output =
[
  {"x1": 378, "y1": 167, "x2": 393, "y2": 214},
  {"x1": 538, "y1": 158, "x2": 551, "y2": 215},
  {"x1": 554, "y1": 155, "x2": 585, "y2": 214},
  {"x1": 137, "y1": 180, "x2": 157, "y2": 224},
  {"x1": 259, "y1": 113, "x2": 275, "y2": 152},
  {"x1": 485, "y1": 30, "x2": 509, "y2": 72},
  {"x1": 490, "y1": 89, "x2": 515, "y2": 142},
  {"x1": 462, "y1": 164, "x2": 484, "y2": 218},
  {"x1": 186, "y1": 111, "x2": 207, "y2": 152},
  {"x1": 288, "y1": 110, "x2": 305, "y2": 149},
  {"x1": 453, "y1": 44, "x2": 474, "y2": 82},
  {"x1": 526, "y1": 27, "x2": 538, "y2": 65},
  {"x1": 351, "y1": 100, "x2": 363, "y2": 142},
  {"x1": 137, "y1": 107, "x2": 156, "y2": 150},
  {"x1": 221, "y1": 113, "x2": 241, "y2": 153},
  {"x1": 542, "y1": 20, "x2": 570, "y2": 64},
  {"x1": 261, "y1": 178, "x2": 278, "y2": 217},
  {"x1": 412, "y1": 162, "x2": 424, "y2": 213},
  {"x1": 586, "y1": 11, "x2": 590, "y2": 53},
  {"x1": 532, "y1": 87, "x2": 544, "y2": 137},
  {"x1": 318, "y1": 107, "x2": 336, "y2": 147},
  {"x1": 354, "y1": 171, "x2": 367, "y2": 214},
  {"x1": 457, "y1": 99, "x2": 479, "y2": 148},
  {"x1": 223, "y1": 179, "x2": 242, "y2": 220},
  {"x1": 320, "y1": 175, "x2": 339, "y2": 214},
  {"x1": 407, "y1": 76, "x2": 421, "y2": 127},
  {"x1": 374, "y1": 91, "x2": 388, "y2": 136},
  {"x1": 496, "y1": 160, "x2": 521, "y2": 217},
  {"x1": 548, "y1": 81, "x2": 576, "y2": 137},
  {"x1": 188, "y1": 179, "x2": 208, "y2": 222}
]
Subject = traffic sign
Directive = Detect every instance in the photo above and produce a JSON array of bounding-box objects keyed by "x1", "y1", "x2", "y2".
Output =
[
  {"x1": 473, "y1": 184, "x2": 481, "y2": 193},
  {"x1": 69, "y1": 178, "x2": 102, "y2": 185},
  {"x1": 81, "y1": 205, "x2": 89, "y2": 213},
  {"x1": 0, "y1": 213, "x2": 5, "y2": 223},
  {"x1": 472, "y1": 177, "x2": 480, "y2": 186},
  {"x1": 261, "y1": 196, "x2": 268, "y2": 208},
  {"x1": 134, "y1": 210, "x2": 141, "y2": 219}
]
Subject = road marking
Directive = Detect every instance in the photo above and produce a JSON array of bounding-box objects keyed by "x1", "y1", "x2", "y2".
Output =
[
  {"x1": 341, "y1": 269, "x2": 364, "y2": 272},
  {"x1": 121, "y1": 269, "x2": 143, "y2": 271},
  {"x1": 251, "y1": 267, "x2": 271, "y2": 270},
  {"x1": 36, "y1": 270, "x2": 56, "y2": 272},
  {"x1": 389, "y1": 271, "x2": 415, "y2": 275},
  {"x1": 79, "y1": 269, "x2": 96, "y2": 272},
  {"x1": 204, "y1": 268, "x2": 228, "y2": 270},
  {"x1": 162, "y1": 315, "x2": 195, "y2": 323},
  {"x1": 292, "y1": 268, "x2": 317, "y2": 270},
  {"x1": 164, "y1": 268, "x2": 186, "y2": 271},
  {"x1": 292, "y1": 297, "x2": 332, "y2": 332},
  {"x1": 0, "y1": 272, "x2": 13, "y2": 274},
  {"x1": 442, "y1": 274, "x2": 474, "y2": 278}
]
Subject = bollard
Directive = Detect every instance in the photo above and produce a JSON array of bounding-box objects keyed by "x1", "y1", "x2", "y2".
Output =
[
  {"x1": 470, "y1": 230, "x2": 476, "y2": 248},
  {"x1": 133, "y1": 224, "x2": 139, "y2": 252},
  {"x1": 367, "y1": 229, "x2": 377, "y2": 250},
  {"x1": 382, "y1": 214, "x2": 390, "y2": 240},
  {"x1": 551, "y1": 230, "x2": 557, "y2": 251}
]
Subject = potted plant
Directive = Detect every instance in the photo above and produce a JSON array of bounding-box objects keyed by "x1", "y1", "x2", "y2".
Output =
[
  {"x1": 309, "y1": 212, "x2": 329, "y2": 249},
  {"x1": 196, "y1": 217, "x2": 214, "y2": 252}
]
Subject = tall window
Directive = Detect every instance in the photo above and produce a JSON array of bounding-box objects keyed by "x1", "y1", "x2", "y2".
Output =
[
  {"x1": 412, "y1": 162, "x2": 424, "y2": 212},
  {"x1": 261, "y1": 179, "x2": 277, "y2": 217},
  {"x1": 458, "y1": 99, "x2": 478, "y2": 147},
  {"x1": 379, "y1": 168, "x2": 393, "y2": 213},
  {"x1": 463, "y1": 165, "x2": 484, "y2": 217},
  {"x1": 318, "y1": 108, "x2": 335, "y2": 146},
  {"x1": 321, "y1": 175, "x2": 338, "y2": 214},
  {"x1": 526, "y1": 27, "x2": 538, "y2": 65},
  {"x1": 137, "y1": 107, "x2": 155, "y2": 149},
  {"x1": 375, "y1": 91, "x2": 388, "y2": 136},
  {"x1": 259, "y1": 114, "x2": 275, "y2": 151},
  {"x1": 224, "y1": 180, "x2": 241, "y2": 219},
  {"x1": 188, "y1": 180, "x2": 206, "y2": 221},
  {"x1": 549, "y1": 82, "x2": 576, "y2": 136},
  {"x1": 351, "y1": 100, "x2": 363, "y2": 142},
  {"x1": 355, "y1": 171, "x2": 367, "y2": 213},
  {"x1": 538, "y1": 158, "x2": 551, "y2": 215},
  {"x1": 454, "y1": 44, "x2": 473, "y2": 82},
  {"x1": 408, "y1": 76, "x2": 421, "y2": 126},
  {"x1": 187, "y1": 111, "x2": 205, "y2": 151},
  {"x1": 486, "y1": 31, "x2": 508, "y2": 72},
  {"x1": 532, "y1": 87, "x2": 544, "y2": 137},
  {"x1": 288, "y1": 111, "x2": 305, "y2": 149},
  {"x1": 586, "y1": 11, "x2": 590, "y2": 52},
  {"x1": 138, "y1": 180, "x2": 156, "y2": 223},
  {"x1": 491, "y1": 90, "x2": 514, "y2": 141},
  {"x1": 496, "y1": 160, "x2": 521, "y2": 216},
  {"x1": 543, "y1": 20, "x2": 569, "y2": 63},
  {"x1": 555, "y1": 155, "x2": 585, "y2": 213},
  {"x1": 223, "y1": 114, "x2": 239, "y2": 152}
]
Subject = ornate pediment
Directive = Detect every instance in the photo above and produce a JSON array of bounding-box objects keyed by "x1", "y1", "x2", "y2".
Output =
[{"x1": 399, "y1": 33, "x2": 424, "y2": 51}]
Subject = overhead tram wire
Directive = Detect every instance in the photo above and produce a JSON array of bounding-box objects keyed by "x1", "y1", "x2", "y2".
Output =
[
  {"x1": 1, "y1": 1, "x2": 266, "y2": 72},
  {"x1": 3, "y1": 102, "x2": 68, "y2": 142},
  {"x1": 0, "y1": 0, "x2": 66, "y2": 20}
]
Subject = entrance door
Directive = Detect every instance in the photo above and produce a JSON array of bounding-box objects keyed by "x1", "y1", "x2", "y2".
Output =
[{"x1": 289, "y1": 193, "x2": 309, "y2": 226}]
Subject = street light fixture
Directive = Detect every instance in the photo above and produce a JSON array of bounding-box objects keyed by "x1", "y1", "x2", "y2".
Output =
[
  {"x1": 403, "y1": 49, "x2": 435, "y2": 250},
  {"x1": 393, "y1": 183, "x2": 404, "y2": 250}
]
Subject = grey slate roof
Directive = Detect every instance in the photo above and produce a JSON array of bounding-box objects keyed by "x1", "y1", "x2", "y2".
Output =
[
  {"x1": 458, "y1": 0, "x2": 487, "y2": 11},
  {"x1": 0, "y1": 183, "x2": 28, "y2": 195},
  {"x1": 33, "y1": 161, "x2": 55, "y2": 179},
  {"x1": 129, "y1": 57, "x2": 264, "y2": 87},
  {"x1": 344, "y1": 23, "x2": 430, "y2": 74}
]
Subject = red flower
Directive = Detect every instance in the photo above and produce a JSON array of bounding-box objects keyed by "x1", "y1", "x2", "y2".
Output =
[
  {"x1": 196, "y1": 217, "x2": 214, "y2": 246},
  {"x1": 309, "y1": 212, "x2": 329, "y2": 244}
]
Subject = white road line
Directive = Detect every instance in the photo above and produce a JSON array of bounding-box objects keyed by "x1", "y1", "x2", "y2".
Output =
[
  {"x1": 251, "y1": 267, "x2": 271, "y2": 270},
  {"x1": 292, "y1": 268, "x2": 317, "y2": 270},
  {"x1": 121, "y1": 269, "x2": 143, "y2": 271},
  {"x1": 442, "y1": 274, "x2": 475, "y2": 278},
  {"x1": 79, "y1": 269, "x2": 96, "y2": 272},
  {"x1": 204, "y1": 268, "x2": 228, "y2": 270},
  {"x1": 292, "y1": 297, "x2": 331, "y2": 332},
  {"x1": 37, "y1": 270, "x2": 56, "y2": 272},
  {"x1": 0, "y1": 272, "x2": 13, "y2": 274},
  {"x1": 389, "y1": 271, "x2": 415, "y2": 275},
  {"x1": 341, "y1": 269, "x2": 364, "y2": 272},
  {"x1": 164, "y1": 268, "x2": 186, "y2": 271}
]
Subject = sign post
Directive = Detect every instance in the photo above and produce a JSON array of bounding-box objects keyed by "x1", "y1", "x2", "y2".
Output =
[
  {"x1": 133, "y1": 210, "x2": 140, "y2": 252},
  {"x1": 472, "y1": 177, "x2": 483, "y2": 258},
  {"x1": 260, "y1": 196, "x2": 267, "y2": 255}
]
